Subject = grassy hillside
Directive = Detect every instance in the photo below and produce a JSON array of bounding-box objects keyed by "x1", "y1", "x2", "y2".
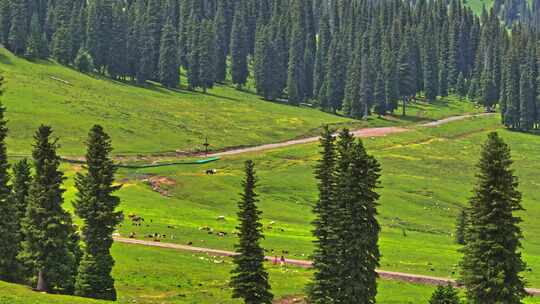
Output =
[
  {"x1": 0, "y1": 48, "x2": 481, "y2": 156},
  {"x1": 73, "y1": 114, "x2": 540, "y2": 288}
]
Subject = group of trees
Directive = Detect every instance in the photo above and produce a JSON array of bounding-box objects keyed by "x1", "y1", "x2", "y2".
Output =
[
  {"x1": 309, "y1": 126, "x2": 381, "y2": 303},
  {"x1": 229, "y1": 128, "x2": 383, "y2": 304},
  {"x1": 232, "y1": 127, "x2": 528, "y2": 304},
  {"x1": 0, "y1": 0, "x2": 536, "y2": 123},
  {"x1": 0, "y1": 102, "x2": 122, "y2": 300}
]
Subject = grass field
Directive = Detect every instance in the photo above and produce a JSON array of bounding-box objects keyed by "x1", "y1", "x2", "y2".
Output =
[
  {"x1": 0, "y1": 243, "x2": 435, "y2": 304},
  {"x1": 72, "y1": 114, "x2": 540, "y2": 289},
  {"x1": 2, "y1": 243, "x2": 540, "y2": 304},
  {"x1": 0, "y1": 48, "x2": 481, "y2": 156}
]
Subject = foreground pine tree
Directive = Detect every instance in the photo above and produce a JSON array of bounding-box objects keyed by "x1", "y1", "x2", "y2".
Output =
[
  {"x1": 230, "y1": 160, "x2": 273, "y2": 304},
  {"x1": 335, "y1": 129, "x2": 381, "y2": 303},
  {"x1": 20, "y1": 125, "x2": 78, "y2": 293},
  {"x1": 11, "y1": 158, "x2": 32, "y2": 281},
  {"x1": 460, "y1": 132, "x2": 527, "y2": 303},
  {"x1": 74, "y1": 125, "x2": 122, "y2": 300},
  {"x1": 0, "y1": 102, "x2": 17, "y2": 282},
  {"x1": 308, "y1": 126, "x2": 340, "y2": 303},
  {"x1": 429, "y1": 284, "x2": 460, "y2": 304}
]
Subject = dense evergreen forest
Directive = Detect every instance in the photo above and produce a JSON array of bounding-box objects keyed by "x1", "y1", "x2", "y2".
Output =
[{"x1": 1, "y1": 0, "x2": 540, "y2": 130}]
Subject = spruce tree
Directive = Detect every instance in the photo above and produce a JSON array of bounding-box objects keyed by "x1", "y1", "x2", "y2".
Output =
[
  {"x1": 254, "y1": 26, "x2": 280, "y2": 100},
  {"x1": 460, "y1": 132, "x2": 527, "y2": 304},
  {"x1": 230, "y1": 4, "x2": 248, "y2": 89},
  {"x1": 52, "y1": 24, "x2": 72, "y2": 64},
  {"x1": 74, "y1": 125, "x2": 123, "y2": 301},
  {"x1": 373, "y1": 71, "x2": 387, "y2": 117},
  {"x1": 8, "y1": 0, "x2": 28, "y2": 55},
  {"x1": 456, "y1": 72, "x2": 467, "y2": 100},
  {"x1": 314, "y1": 13, "x2": 330, "y2": 100},
  {"x1": 519, "y1": 63, "x2": 535, "y2": 131},
  {"x1": 144, "y1": 0, "x2": 163, "y2": 79},
  {"x1": 343, "y1": 45, "x2": 362, "y2": 117},
  {"x1": 107, "y1": 2, "x2": 128, "y2": 80},
  {"x1": 334, "y1": 130, "x2": 381, "y2": 303},
  {"x1": 69, "y1": 0, "x2": 86, "y2": 63},
  {"x1": 199, "y1": 20, "x2": 215, "y2": 93},
  {"x1": 186, "y1": 16, "x2": 201, "y2": 90},
  {"x1": 423, "y1": 35, "x2": 439, "y2": 102},
  {"x1": 383, "y1": 37, "x2": 399, "y2": 113},
  {"x1": 287, "y1": 0, "x2": 307, "y2": 105},
  {"x1": 308, "y1": 126, "x2": 340, "y2": 303},
  {"x1": 214, "y1": 1, "x2": 228, "y2": 83},
  {"x1": 137, "y1": 28, "x2": 154, "y2": 85},
  {"x1": 12, "y1": 158, "x2": 31, "y2": 265},
  {"x1": 230, "y1": 160, "x2": 273, "y2": 304},
  {"x1": 325, "y1": 39, "x2": 344, "y2": 112},
  {"x1": 158, "y1": 20, "x2": 179, "y2": 88},
  {"x1": 86, "y1": 0, "x2": 113, "y2": 72},
  {"x1": 0, "y1": 102, "x2": 17, "y2": 283},
  {"x1": 0, "y1": 0, "x2": 11, "y2": 46},
  {"x1": 398, "y1": 35, "x2": 417, "y2": 116},
  {"x1": 429, "y1": 284, "x2": 460, "y2": 304},
  {"x1": 20, "y1": 125, "x2": 78, "y2": 293},
  {"x1": 25, "y1": 13, "x2": 43, "y2": 58}
]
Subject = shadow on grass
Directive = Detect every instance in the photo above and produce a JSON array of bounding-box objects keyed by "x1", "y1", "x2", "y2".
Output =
[
  {"x1": 506, "y1": 127, "x2": 540, "y2": 137},
  {"x1": 0, "y1": 54, "x2": 13, "y2": 65}
]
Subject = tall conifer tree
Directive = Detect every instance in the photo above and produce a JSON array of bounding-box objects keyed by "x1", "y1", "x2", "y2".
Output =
[
  {"x1": 230, "y1": 4, "x2": 248, "y2": 89},
  {"x1": 0, "y1": 102, "x2": 17, "y2": 283},
  {"x1": 460, "y1": 132, "x2": 527, "y2": 304},
  {"x1": 74, "y1": 125, "x2": 123, "y2": 301},
  {"x1": 230, "y1": 160, "x2": 273, "y2": 304},
  {"x1": 158, "y1": 20, "x2": 179, "y2": 88},
  {"x1": 20, "y1": 125, "x2": 78, "y2": 293}
]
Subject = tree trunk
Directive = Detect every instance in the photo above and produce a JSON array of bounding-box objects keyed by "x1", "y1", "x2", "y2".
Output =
[
  {"x1": 402, "y1": 97, "x2": 407, "y2": 117},
  {"x1": 36, "y1": 270, "x2": 47, "y2": 292}
]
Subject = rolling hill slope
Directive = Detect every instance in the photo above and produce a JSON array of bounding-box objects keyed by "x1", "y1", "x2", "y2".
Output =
[{"x1": 0, "y1": 48, "x2": 481, "y2": 156}]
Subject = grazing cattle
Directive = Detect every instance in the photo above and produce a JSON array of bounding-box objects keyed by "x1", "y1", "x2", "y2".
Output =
[
  {"x1": 206, "y1": 169, "x2": 217, "y2": 175},
  {"x1": 216, "y1": 216, "x2": 226, "y2": 221},
  {"x1": 129, "y1": 232, "x2": 136, "y2": 239}
]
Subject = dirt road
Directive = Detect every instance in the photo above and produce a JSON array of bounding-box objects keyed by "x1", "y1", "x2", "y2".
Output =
[
  {"x1": 208, "y1": 113, "x2": 494, "y2": 158},
  {"x1": 114, "y1": 237, "x2": 539, "y2": 296}
]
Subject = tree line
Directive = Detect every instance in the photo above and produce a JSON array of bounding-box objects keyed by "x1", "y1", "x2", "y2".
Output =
[
  {"x1": 0, "y1": 94, "x2": 123, "y2": 299},
  {"x1": 0, "y1": 0, "x2": 539, "y2": 126}
]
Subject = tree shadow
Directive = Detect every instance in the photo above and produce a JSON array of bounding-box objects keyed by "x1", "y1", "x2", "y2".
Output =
[
  {"x1": 506, "y1": 128, "x2": 540, "y2": 137},
  {"x1": 0, "y1": 54, "x2": 13, "y2": 65}
]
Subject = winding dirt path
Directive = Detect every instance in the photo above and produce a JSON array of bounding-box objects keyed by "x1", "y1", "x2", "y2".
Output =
[
  {"x1": 114, "y1": 237, "x2": 540, "y2": 296},
  {"x1": 208, "y1": 113, "x2": 495, "y2": 158}
]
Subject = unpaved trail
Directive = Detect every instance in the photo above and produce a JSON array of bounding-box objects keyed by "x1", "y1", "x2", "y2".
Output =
[
  {"x1": 208, "y1": 113, "x2": 495, "y2": 158},
  {"x1": 114, "y1": 237, "x2": 540, "y2": 296}
]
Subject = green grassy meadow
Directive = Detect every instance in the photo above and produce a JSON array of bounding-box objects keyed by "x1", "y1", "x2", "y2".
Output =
[
  {"x1": 3, "y1": 243, "x2": 540, "y2": 304},
  {"x1": 0, "y1": 48, "x2": 482, "y2": 156},
  {"x1": 84, "y1": 114, "x2": 540, "y2": 289}
]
